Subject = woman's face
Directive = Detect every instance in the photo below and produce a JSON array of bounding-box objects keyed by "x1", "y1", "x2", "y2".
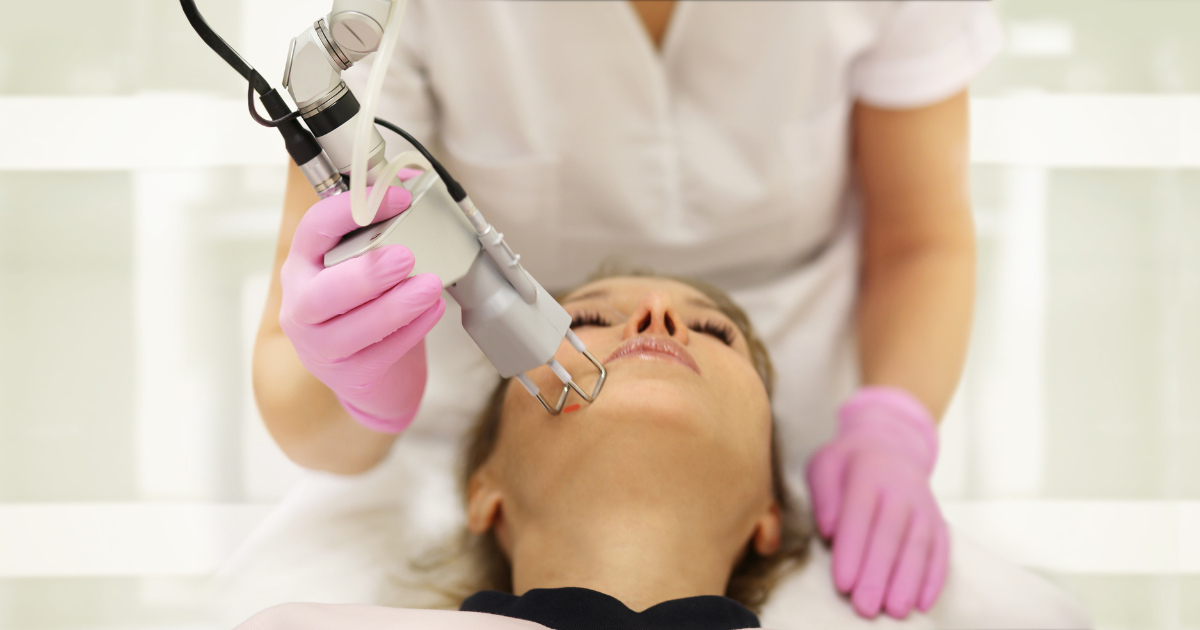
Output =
[
  {"x1": 546, "y1": 275, "x2": 769, "y2": 424},
  {"x1": 468, "y1": 277, "x2": 779, "y2": 557}
]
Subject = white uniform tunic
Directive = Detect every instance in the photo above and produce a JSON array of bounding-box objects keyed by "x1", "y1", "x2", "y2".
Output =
[
  {"x1": 345, "y1": 1, "x2": 1004, "y2": 478},
  {"x1": 222, "y1": 6, "x2": 1097, "y2": 624}
]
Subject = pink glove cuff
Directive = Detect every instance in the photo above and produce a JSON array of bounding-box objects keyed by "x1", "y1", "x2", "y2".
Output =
[
  {"x1": 337, "y1": 396, "x2": 418, "y2": 434},
  {"x1": 838, "y1": 386, "x2": 939, "y2": 474}
]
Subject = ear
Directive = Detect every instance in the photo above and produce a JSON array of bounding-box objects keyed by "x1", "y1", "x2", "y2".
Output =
[
  {"x1": 466, "y1": 468, "x2": 504, "y2": 535},
  {"x1": 751, "y1": 502, "x2": 783, "y2": 556}
]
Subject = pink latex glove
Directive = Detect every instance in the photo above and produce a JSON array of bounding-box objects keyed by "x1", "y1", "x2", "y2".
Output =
[
  {"x1": 279, "y1": 185, "x2": 446, "y2": 433},
  {"x1": 805, "y1": 386, "x2": 948, "y2": 619}
]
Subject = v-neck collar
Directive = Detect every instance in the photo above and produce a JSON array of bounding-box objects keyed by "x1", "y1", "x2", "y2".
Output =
[
  {"x1": 619, "y1": 1, "x2": 690, "y2": 66},
  {"x1": 615, "y1": 1, "x2": 693, "y2": 121}
]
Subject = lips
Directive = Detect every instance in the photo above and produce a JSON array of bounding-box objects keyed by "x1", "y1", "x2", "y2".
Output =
[{"x1": 604, "y1": 336, "x2": 700, "y2": 374}]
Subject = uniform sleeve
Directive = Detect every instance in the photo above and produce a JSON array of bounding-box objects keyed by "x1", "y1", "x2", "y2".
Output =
[
  {"x1": 341, "y1": 0, "x2": 438, "y2": 156},
  {"x1": 851, "y1": 1, "x2": 1005, "y2": 109}
]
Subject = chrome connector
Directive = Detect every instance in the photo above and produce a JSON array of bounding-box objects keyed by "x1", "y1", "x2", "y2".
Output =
[
  {"x1": 299, "y1": 153, "x2": 347, "y2": 198},
  {"x1": 297, "y1": 81, "x2": 351, "y2": 118}
]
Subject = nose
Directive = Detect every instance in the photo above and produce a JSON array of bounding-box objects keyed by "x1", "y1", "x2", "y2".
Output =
[{"x1": 622, "y1": 291, "x2": 690, "y2": 344}]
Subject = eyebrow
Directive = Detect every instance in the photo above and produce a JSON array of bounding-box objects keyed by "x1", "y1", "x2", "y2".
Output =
[{"x1": 562, "y1": 287, "x2": 721, "y2": 311}]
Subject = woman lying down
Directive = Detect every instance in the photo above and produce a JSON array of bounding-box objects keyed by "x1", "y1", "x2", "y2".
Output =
[{"x1": 237, "y1": 274, "x2": 816, "y2": 630}]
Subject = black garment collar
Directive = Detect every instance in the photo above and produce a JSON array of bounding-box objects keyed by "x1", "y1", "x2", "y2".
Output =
[{"x1": 461, "y1": 587, "x2": 760, "y2": 630}]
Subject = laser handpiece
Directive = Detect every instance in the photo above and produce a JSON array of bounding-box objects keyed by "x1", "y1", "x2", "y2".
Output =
[{"x1": 181, "y1": 0, "x2": 605, "y2": 414}]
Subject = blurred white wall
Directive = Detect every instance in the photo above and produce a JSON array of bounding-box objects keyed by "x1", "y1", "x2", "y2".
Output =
[{"x1": 2, "y1": 0, "x2": 1199, "y2": 628}]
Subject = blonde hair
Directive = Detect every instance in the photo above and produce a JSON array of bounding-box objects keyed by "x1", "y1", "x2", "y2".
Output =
[{"x1": 394, "y1": 271, "x2": 812, "y2": 613}]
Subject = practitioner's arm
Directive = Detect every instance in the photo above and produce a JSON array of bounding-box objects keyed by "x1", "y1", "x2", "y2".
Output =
[
  {"x1": 803, "y1": 89, "x2": 973, "y2": 620},
  {"x1": 853, "y1": 88, "x2": 975, "y2": 420},
  {"x1": 252, "y1": 162, "x2": 413, "y2": 474}
]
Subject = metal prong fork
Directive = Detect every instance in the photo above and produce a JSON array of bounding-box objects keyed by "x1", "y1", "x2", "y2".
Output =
[
  {"x1": 562, "y1": 330, "x2": 606, "y2": 402},
  {"x1": 514, "y1": 331, "x2": 608, "y2": 415},
  {"x1": 515, "y1": 373, "x2": 570, "y2": 415}
]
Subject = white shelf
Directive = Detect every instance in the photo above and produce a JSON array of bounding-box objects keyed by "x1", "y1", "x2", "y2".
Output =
[
  {"x1": 943, "y1": 500, "x2": 1200, "y2": 575},
  {"x1": 3, "y1": 94, "x2": 1200, "y2": 171},
  {"x1": 0, "y1": 95, "x2": 285, "y2": 171},
  {"x1": 1, "y1": 500, "x2": 1196, "y2": 578},
  {"x1": 0, "y1": 503, "x2": 272, "y2": 577},
  {"x1": 972, "y1": 94, "x2": 1200, "y2": 168}
]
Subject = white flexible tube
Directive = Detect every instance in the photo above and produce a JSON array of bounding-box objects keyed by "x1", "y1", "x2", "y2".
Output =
[
  {"x1": 370, "y1": 150, "x2": 434, "y2": 196},
  {"x1": 350, "y1": 0, "x2": 409, "y2": 226}
]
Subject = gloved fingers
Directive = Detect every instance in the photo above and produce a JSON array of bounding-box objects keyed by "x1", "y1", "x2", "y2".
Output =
[
  {"x1": 884, "y1": 513, "x2": 934, "y2": 619},
  {"x1": 308, "y1": 273, "x2": 444, "y2": 361},
  {"x1": 398, "y1": 168, "x2": 424, "y2": 181},
  {"x1": 918, "y1": 519, "x2": 950, "y2": 611},
  {"x1": 805, "y1": 447, "x2": 848, "y2": 538},
  {"x1": 336, "y1": 343, "x2": 430, "y2": 429},
  {"x1": 850, "y1": 496, "x2": 912, "y2": 618},
  {"x1": 290, "y1": 245, "x2": 417, "y2": 325},
  {"x1": 831, "y1": 475, "x2": 879, "y2": 594},
  {"x1": 290, "y1": 186, "x2": 413, "y2": 265},
  {"x1": 351, "y1": 296, "x2": 446, "y2": 368}
]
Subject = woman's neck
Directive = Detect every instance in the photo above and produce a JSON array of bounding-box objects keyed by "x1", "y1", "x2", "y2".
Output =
[{"x1": 505, "y1": 504, "x2": 737, "y2": 612}]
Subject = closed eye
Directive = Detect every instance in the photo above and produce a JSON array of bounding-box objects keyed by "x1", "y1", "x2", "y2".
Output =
[
  {"x1": 688, "y1": 320, "x2": 735, "y2": 346},
  {"x1": 569, "y1": 311, "x2": 611, "y2": 329}
]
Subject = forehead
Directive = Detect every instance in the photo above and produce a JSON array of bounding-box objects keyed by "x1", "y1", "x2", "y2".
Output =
[{"x1": 560, "y1": 277, "x2": 716, "y2": 308}]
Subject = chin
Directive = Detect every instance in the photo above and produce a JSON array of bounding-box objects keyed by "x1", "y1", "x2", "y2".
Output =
[{"x1": 588, "y1": 377, "x2": 711, "y2": 430}]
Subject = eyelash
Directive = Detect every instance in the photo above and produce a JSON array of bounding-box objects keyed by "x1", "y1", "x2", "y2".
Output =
[
  {"x1": 569, "y1": 312, "x2": 610, "y2": 329},
  {"x1": 691, "y1": 320, "x2": 736, "y2": 346},
  {"x1": 569, "y1": 311, "x2": 736, "y2": 346}
]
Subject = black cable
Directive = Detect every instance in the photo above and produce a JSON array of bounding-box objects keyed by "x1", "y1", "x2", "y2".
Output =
[
  {"x1": 180, "y1": 0, "x2": 324, "y2": 167},
  {"x1": 182, "y1": 0, "x2": 292, "y2": 128},
  {"x1": 248, "y1": 82, "x2": 302, "y2": 127},
  {"x1": 181, "y1": 0, "x2": 461, "y2": 197},
  {"x1": 374, "y1": 117, "x2": 467, "y2": 202},
  {"x1": 180, "y1": 0, "x2": 271, "y2": 95}
]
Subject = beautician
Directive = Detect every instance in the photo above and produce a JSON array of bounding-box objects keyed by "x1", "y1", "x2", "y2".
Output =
[{"x1": 253, "y1": 0, "x2": 1005, "y2": 620}]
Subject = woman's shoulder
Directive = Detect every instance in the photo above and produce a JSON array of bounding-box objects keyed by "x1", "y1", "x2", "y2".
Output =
[{"x1": 235, "y1": 602, "x2": 551, "y2": 630}]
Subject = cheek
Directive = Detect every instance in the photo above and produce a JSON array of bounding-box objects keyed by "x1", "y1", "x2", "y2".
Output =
[
  {"x1": 492, "y1": 385, "x2": 577, "y2": 503},
  {"x1": 707, "y1": 353, "x2": 774, "y2": 466},
  {"x1": 731, "y1": 375, "x2": 772, "y2": 421},
  {"x1": 701, "y1": 343, "x2": 771, "y2": 413}
]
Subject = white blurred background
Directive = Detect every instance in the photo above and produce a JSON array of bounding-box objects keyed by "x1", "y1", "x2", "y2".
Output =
[{"x1": 1, "y1": 0, "x2": 1198, "y2": 628}]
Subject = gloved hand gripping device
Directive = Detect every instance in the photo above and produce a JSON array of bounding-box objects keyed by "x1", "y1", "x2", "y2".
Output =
[{"x1": 181, "y1": 0, "x2": 605, "y2": 414}]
